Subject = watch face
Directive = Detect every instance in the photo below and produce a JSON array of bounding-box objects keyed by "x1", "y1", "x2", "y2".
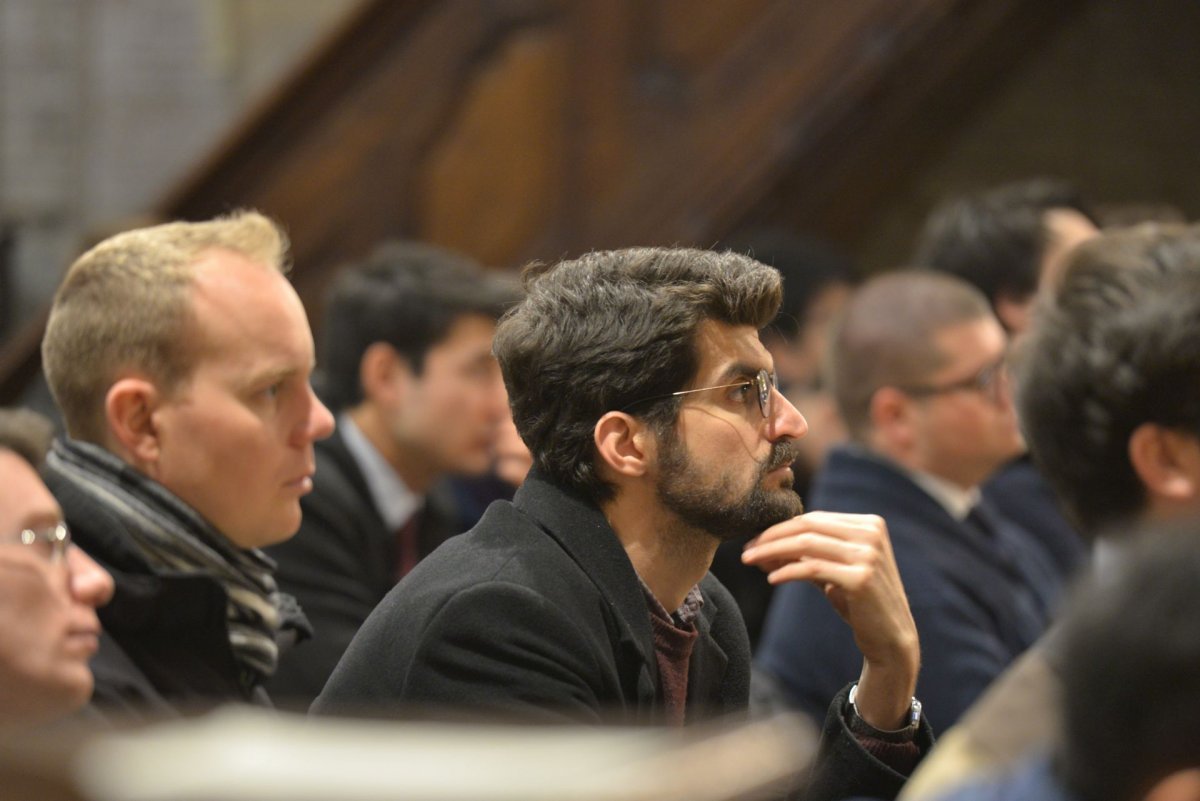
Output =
[{"x1": 908, "y1": 697, "x2": 923, "y2": 727}]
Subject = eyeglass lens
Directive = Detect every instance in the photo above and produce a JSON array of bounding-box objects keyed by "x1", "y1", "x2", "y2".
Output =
[
  {"x1": 16, "y1": 523, "x2": 70, "y2": 563},
  {"x1": 755, "y1": 370, "x2": 775, "y2": 419}
]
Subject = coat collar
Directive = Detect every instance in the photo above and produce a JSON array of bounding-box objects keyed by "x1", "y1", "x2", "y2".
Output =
[
  {"x1": 513, "y1": 470, "x2": 655, "y2": 653},
  {"x1": 512, "y1": 470, "x2": 734, "y2": 717}
]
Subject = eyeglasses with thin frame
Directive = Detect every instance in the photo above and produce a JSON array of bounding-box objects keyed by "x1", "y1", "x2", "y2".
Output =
[
  {"x1": 623, "y1": 369, "x2": 777, "y2": 420},
  {"x1": 898, "y1": 356, "x2": 1009, "y2": 405},
  {"x1": 4, "y1": 522, "x2": 71, "y2": 565}
]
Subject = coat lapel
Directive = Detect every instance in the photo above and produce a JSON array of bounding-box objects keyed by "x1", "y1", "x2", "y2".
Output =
[{"x1": 512, "y1": 471, "x2": 660, "y2": 715}]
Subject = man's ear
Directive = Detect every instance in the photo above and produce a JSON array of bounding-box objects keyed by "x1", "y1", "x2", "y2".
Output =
[
  {"x1": 993, "y1": 291, "x2": 1033, "y2": 335},
  {"x1": 594, "y1": 411, "x2": 652, "y2": 479},
  {"x1": 105, "y1": 377, "x2": 163, "y2": 464},
  {"x1": 1129, "y1": 422, "x2": 1200, "y2": 502},
  {"x1": 359, "y1": 342, "x2": 413, "y2": 406},
  {"x1": 868, "y1": 386, "x2": 914, "y2": 451},
  {"x1": 1143, "y1": 769, "x2": 1200, "y2": 801}
]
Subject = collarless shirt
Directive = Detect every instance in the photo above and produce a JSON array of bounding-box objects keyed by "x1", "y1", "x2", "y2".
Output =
[{"x1": 337, "y1": 412, "x2": 424, "y2": 530}]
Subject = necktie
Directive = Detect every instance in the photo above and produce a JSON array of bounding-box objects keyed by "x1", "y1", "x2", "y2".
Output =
[
  {"x1": 395, "y1": 515, "x2": 420, "y2": 580},
  {"x1": 965, "y1": 503, "x2": 1050, "y2": 643}
]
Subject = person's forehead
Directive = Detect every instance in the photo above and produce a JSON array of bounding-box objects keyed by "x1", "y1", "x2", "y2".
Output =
[
  {"x1": 932, "y1": 316, "x2": 1006, "y2": 368},
  {"x1": 186, "y1": 250, "x2": 314, "y2": 369},
  {"x1": 1044, "y1": 207, "x2": 1099, "y2": 243},
  {"x1": 0, "y1": 450, "x2": 62, "y2": 535},
  {"x1": 188, "y1": 249, "x2": 298, "y2": 317},
  {"x1": 691, "y1": 320, "x2": 773, "y2": 382},
  {"x1": 431, "y1": 313, "x2": 497, "y2": 355}
]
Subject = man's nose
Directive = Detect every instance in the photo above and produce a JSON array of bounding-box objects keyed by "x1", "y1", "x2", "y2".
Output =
[
  {"x1": 303, "y1": 387, "x2": 336, "y2": 444},
  {"x1": 769, "y1": 387, "x2": 809, "y2": 441},
  {"x1": 67, "y1": 546, "x2": 114, "y2": 608}
]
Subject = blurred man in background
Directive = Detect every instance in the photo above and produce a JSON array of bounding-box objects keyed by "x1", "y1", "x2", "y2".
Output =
[
  {"x1": 267, "y1": 242, "x2": 520, "y2": 703},
  {"x1": 901, "y1": 223, "x2": 1200, "y2": 800},
  {"x1": 757, "y1": 271, "x2": 1061, "y2": 734},
  {"x1": 913, "y1": 178, "x2": 1099, "y2": 583}
]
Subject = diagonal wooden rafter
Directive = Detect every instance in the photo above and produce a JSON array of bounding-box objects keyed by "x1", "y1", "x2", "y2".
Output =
[{"x1": 0, "y1": 0, "x2": 1091, "y2": 404}]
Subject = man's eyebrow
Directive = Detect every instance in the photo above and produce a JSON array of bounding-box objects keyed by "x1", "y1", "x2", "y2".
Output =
[
  {"x1": 18, "y1": 511, "x2": 62, "y2": 532},
  {"x1": 243, "y1": 365, "x2": 301, "y2": 389},
  {"x1": 715, "y1": 362, "x2": 767, "y2": 384}
]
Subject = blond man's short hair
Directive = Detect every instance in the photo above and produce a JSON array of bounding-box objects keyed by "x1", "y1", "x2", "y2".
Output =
[{"x1": 42, "y1": 210, "x2": 289, "y2": 442}]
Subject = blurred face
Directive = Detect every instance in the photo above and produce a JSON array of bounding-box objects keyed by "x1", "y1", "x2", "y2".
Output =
[
  {"x1": 654, "y1": 321, "x2": 809, "y2": 541},
  {"x1": 390, "y1": 314, "x2": 509, "y2": 478},
  {"x1": 767, "y1": 283, "x2": 852, "y2": 474},
  {"x1": 1039, "y1": 208, "x2": 1099, "y2": 292},
  {"x1": 907, "y1": 317, "x2": 1024, "y2": 488},
  {"x1": 0, "y1": 449, "x2": 114, "y2": 727},
  {"x1": 770, "y1": 282, "x2": 853, "y2": 392},
  {"x1": 149, "y1": 249, "x2": 335, "y2": 549}
]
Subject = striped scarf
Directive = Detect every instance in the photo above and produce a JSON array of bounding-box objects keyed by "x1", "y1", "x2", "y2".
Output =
[{"x1": 45, "y1": 438, "x2": 307, "y2": 682}]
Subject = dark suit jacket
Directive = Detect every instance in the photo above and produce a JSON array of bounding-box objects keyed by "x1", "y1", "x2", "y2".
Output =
[
  {"x1": 266, "y1": 428, "x2": 461, "y2": 704},
  {"x1": 983, "y1": 455, "x2": 1089, "y2": 580},
  {"x1": 756, "y1": 446, "x2": 1062, "y2": 734},
  {"x1": 899, "y1": 630, "x2": 1069, "y2": 801},
  {"x1": 314, "y1": 470, "x2": 931, "y2": 801}
]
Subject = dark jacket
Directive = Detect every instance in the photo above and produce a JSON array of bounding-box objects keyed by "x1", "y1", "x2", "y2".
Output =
[
  {"x1": 47, "y1": 470, "x2": 270, "y2": 713},
  {"x1": 314, "y1": 470, "x2": 931, "y2": 801},
  {"x1": 757, "y1": 447, "x2": 1062, "y2": 734},
  {"x1": 983, "y1": 455, "x2": 1089, "y2": 581},
  {"x1": 266, "y1": 428, "x2": 461, "y2": 704}
]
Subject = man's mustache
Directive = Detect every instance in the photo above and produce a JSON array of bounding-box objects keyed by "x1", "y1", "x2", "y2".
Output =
[{"x1": 764, "y1": 442, "x2": 800, "y2": 472}]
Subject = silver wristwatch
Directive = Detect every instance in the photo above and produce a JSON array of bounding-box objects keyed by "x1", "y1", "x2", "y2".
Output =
[{"x1": 848, "y1": 682, "x2": 923, "y2": 734}]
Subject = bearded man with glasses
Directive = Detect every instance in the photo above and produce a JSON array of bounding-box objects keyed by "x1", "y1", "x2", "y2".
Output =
[
  {"x1": 316, "y1": 248, "x2": 931, "y2": 801},
  {"x1": 757, "y1": 270, "x2": 1063, "y2": 736},
  {"x1": 0, "y1": 408, "x2": 113, "y2": 728}
]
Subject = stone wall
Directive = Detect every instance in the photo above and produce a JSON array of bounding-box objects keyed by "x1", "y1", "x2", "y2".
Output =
[{"x1": 0, "y1": 0, "x2": 356, "y2": 332}]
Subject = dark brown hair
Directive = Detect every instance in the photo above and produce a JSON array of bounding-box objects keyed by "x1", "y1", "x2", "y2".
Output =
[{"x1": 494, "y1": 247, "x2": 782, "y2": 502}]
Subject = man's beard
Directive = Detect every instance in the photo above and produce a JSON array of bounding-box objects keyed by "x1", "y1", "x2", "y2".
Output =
[{"x1": 655, "y1": 433, "x2": 805, "y2": 543}]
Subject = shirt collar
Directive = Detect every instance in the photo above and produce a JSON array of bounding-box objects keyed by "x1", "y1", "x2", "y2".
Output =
[
  {"x1": 338, "y1": 412, "x2": 424, "y2": 530},
  {"x1": 906, "y1": 468, "x2": 981, "y2": 522},
  {"x1": 637, "y1": 575, "x2": 705, "y2": 627}
]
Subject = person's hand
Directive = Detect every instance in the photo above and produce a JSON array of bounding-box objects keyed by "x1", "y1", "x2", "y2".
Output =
[{"x1": 742, "y1": 511, "x2": 919, "y2": 729}]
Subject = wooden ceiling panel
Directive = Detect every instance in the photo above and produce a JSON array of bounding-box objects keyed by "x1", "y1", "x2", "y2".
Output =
[{"x1": 1, "y1": 0, "x2": 1093, "y2": 399}]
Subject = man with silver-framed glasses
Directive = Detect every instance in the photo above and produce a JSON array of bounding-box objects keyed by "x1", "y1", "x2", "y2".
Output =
[
  {"x1": 757, "y1": 270, "x2": 1063, "y2": 735},
  {"x1": 0, "y1": 407, "x2": 113, "y2": 728},
  {"x1": 316, "y1": 247, "x2": 931, "y2": 801}
]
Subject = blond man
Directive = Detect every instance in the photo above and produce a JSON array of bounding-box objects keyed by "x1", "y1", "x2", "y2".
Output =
[{"x1": 41, "y1": 211, "x2": 334, "y2": 712}]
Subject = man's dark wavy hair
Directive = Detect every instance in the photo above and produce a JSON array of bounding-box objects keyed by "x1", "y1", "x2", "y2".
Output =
[
  {"x1": 1016, "y1": 223, "x2": 1200, "y2": 534},
  {"x1": 1060, "y1": 524, "x2": 1200, "y2": 801},
  {"x1": 914, "y1": 178, "x2": 1096, "y2": 311},
  {"x1": 318, "y1": 241, "x2": 520, "y2": 411},
  {"x1": 494, "y1": 247, "x2": 782, "y2": 503}
]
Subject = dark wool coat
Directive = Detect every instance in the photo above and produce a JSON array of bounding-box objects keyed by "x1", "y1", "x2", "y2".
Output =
[
  {"x1": 47, "y1": 470, "x2": 271, "y2": 714},
  {"x1": 315, "y1": 469, "x2": 931, "y2": 801}
]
